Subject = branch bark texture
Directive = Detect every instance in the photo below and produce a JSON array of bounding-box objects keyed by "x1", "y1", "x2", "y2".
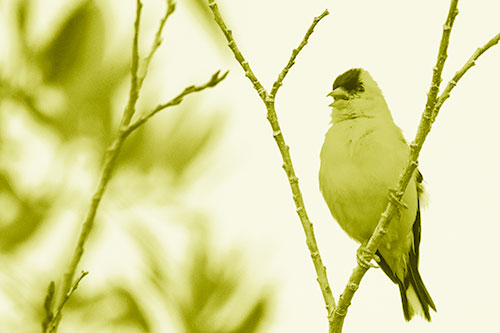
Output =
[
  {"x1": 43, "y1": 1, "x2": 226, "y2": 331},
  {"x1": 209, "y1": 0, "x2": 500, "y2": 332},
  {"x1": 207, "y1": 0, "x2": 336, "y2": 325},
  {"x1": 332, "y1": 1, "x2": 500, "y2": 331}
]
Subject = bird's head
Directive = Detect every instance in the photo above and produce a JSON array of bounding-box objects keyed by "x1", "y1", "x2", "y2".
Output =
[{"x1": 327, "y1": 68, "x2": 393, "y2": 122}]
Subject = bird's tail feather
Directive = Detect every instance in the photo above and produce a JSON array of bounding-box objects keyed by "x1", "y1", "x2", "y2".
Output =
[
  {"x1": 406, "y1": 250, "x2": 436, "y2": 321},
  {"x1": 376, "y1": 250, "x2": 436, "y2": 321}
]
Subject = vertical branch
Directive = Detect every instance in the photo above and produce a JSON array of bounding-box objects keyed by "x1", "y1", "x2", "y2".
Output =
[
  {"x1": 207, "y1": 0, "x2": 336, "y2": 324},
  {"x1": 121, "y1": 0, "x2": 143, "y2": 128},
  {"x1": 42, "y1": 1, "x2": 227, "y2": 332}
]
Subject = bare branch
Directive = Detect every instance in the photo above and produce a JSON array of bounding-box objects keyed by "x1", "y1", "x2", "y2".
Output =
[
  {"x1": 43, "y1": 1, "x2": 225, "y2": 331},
  {"x1": 125, "y1": 70, "x2": 228, "y2": 134},
  {"x1": 433, "y1": 31, "x2": 500, "y2": 119},
  {"x1": 330, "y1": 1, "x2": 498, "y2": 331},
  {"x1": 137, "y1": 0, "x2": 177, "y2": 90},
  {"x1": 121, "y1": 0, "x2": 143, "y2": 127},
  {"x1": 331, "y1": 1, "x2": 460, "y2": 331},
  {"x1": 47, "y1": 271, "x2": 88, "y2": 332},
  {"x1": 207, "y1": 0, "x2": 268, "y2": 100},
  {"x1": 207, "y1": 0, "x2": 336, "y2": 324},
  {"x1": 270, "y1": 9, "x2": 329, "y2": 98}
]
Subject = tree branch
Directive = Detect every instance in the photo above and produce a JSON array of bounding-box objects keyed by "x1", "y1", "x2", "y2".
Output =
[
  {"x1": 270, "y1": 10, "x2": 329, "y2": 98},
  {"x1": 331, "y1": 1, "x2": 498, "y2": 331},
  {"x1": 42, "y1": 1, "x2": 226, "y2": 331},
  {"x1": 47, "y1": 271, "x2": 88, "y2": 331},
  {"x1": 207, "y1": 0, "x2": 336, "y2": 325},
  {"x1": 207, "y1": 0, "x2": 268, "y2": 100},
  {"x1": 121, "y1": 0, "x2": 143, "y2": 128},
  {"x1": 125, "y1": 70, "x2": 228, "y2": 134},
  {"x1": 432, "y1": 31, "x2": 500, "y2": 120},
  {"x1": 137, "y1": 0, "x2": 177, "y2": 90},
  {"x1": 332, "y1": 1, "x2": 459, "y2": 330}
]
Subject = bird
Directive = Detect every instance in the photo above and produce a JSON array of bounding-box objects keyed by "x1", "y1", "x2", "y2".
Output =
[{"x1": 318, "y1": 68, "x2": 436, "y2": 321}]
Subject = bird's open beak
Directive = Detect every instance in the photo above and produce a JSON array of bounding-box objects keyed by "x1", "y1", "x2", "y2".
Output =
[
  {"x1": 327, "y1": 88, "x2": 349, "y2": 107},
  {"x1": 326, "y1": 91, "x2": 335, "y2": 107}
]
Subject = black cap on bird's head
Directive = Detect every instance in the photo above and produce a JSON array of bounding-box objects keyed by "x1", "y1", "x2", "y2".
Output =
[
  {"x1": 332, "y1": 68, "x2": 365, "y2": 94},
  {"x1": 327, "y1": 68, "x2": 384, "y2": 103},
  {"x1": 327, "y1": 68, "x2": 392, "y2": 121}
]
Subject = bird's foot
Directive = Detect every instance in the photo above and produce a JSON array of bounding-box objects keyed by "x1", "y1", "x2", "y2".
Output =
[{"x1": 356, "y1": 246, "x2": 380, "y2": 269}]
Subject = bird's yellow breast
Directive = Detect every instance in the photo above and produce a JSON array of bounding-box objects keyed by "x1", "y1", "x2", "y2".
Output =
[{"x1": 319, "y1": 117, "x2": 417, "y2": 248}]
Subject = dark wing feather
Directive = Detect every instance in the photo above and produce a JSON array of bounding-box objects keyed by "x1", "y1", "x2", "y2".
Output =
[{"x1": 377, "y1": 170, "x2": 435, "y2": 321}]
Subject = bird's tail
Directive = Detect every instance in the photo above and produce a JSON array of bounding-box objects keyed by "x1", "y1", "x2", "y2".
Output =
[{"x1": 377, "y1": 249, "x2": 436, "y2": 321}]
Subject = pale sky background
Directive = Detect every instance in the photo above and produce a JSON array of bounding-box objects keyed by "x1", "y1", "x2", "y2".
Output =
[
  {"x1": 2, "y1": 0, "x2": 500, "y2": 332},
  {"x1": 180, "y1": 1, "x2": 500, "y2": 332}
]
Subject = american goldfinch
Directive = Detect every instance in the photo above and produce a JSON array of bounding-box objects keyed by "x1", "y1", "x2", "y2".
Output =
[{"x1": 319, "y1": 68, "x2": 436, "y2": 321}]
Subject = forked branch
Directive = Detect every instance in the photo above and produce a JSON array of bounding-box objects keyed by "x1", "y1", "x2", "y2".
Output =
[
  {"x1": 207, "y1": 0, "x2": 336, "y2": 325},
  {"x1": 42, "y1": 1, "x2": 226, "y2": 331},
  {"x1": 332, "y1": 0, "x2": 500, "y2": 331}
]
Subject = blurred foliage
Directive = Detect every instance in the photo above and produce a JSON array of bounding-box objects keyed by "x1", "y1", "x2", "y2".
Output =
[
  {"x1": 39, "y1": 0, "x2": 104, "y2": 85},
  {"x1": 119, "y1": 106, "x2": 225, "y2": 187},
  {"x1": 0, "y1": 0, "x2": 222, "y2": 251},
  {"x1": 66, "y1": 285, "x2": 151, "y2": 332},
  {"x1": 0, "y1": 173, "x2": 52, "y2": 252},
  {"x1": 39, "y1": 219, "x2": 273, "y2": 332},
  {"x1": 0, "y1": 0, "x2": 273, "y2": 332},
  {"x1": 131, "y1": 223, "x2": 272, "y2": 333}
]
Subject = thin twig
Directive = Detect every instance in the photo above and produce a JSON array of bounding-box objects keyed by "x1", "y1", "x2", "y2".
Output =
[
  {"x1": 207, "y1": 0, "x2": 336, "y2": 324},
  {"x1": 125, "y1": 70, "x2": 228, "y2": 134},
  {"x1": 121, "y1": 0, "x2": 143, "y2": 128},
  {"x1": 48, "y1": 271, "x2": 88, "y2": 331},
  {"x1": 270, "y1": 9, "x2": 329, "y2": 98},
  {"x1": 137, "y1": 0, "x2": 177, "y2": 90},
  {"x1": 433, "y1": 31, "x2": 500, "y2": 120},
  {"x1": 43, "y1": 1, "x2": 226, "y2": 331}
]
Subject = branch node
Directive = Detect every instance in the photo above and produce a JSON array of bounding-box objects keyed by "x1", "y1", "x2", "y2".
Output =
[
  {"x1": 207, "y1": 1, "x2": 336, "y2": 327},
  {"x1": 266, "y1": 95, "x2": 275, "y2": 104},
  {"x1": 334, "y1": 305, "x2": 348, "y2": 317},
  {"x1": 257, "y1": 88, "x2": 267, "y2": 96},
  {"x1": 346, "y1": 282, "x2": 359, "y2": 292}
]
